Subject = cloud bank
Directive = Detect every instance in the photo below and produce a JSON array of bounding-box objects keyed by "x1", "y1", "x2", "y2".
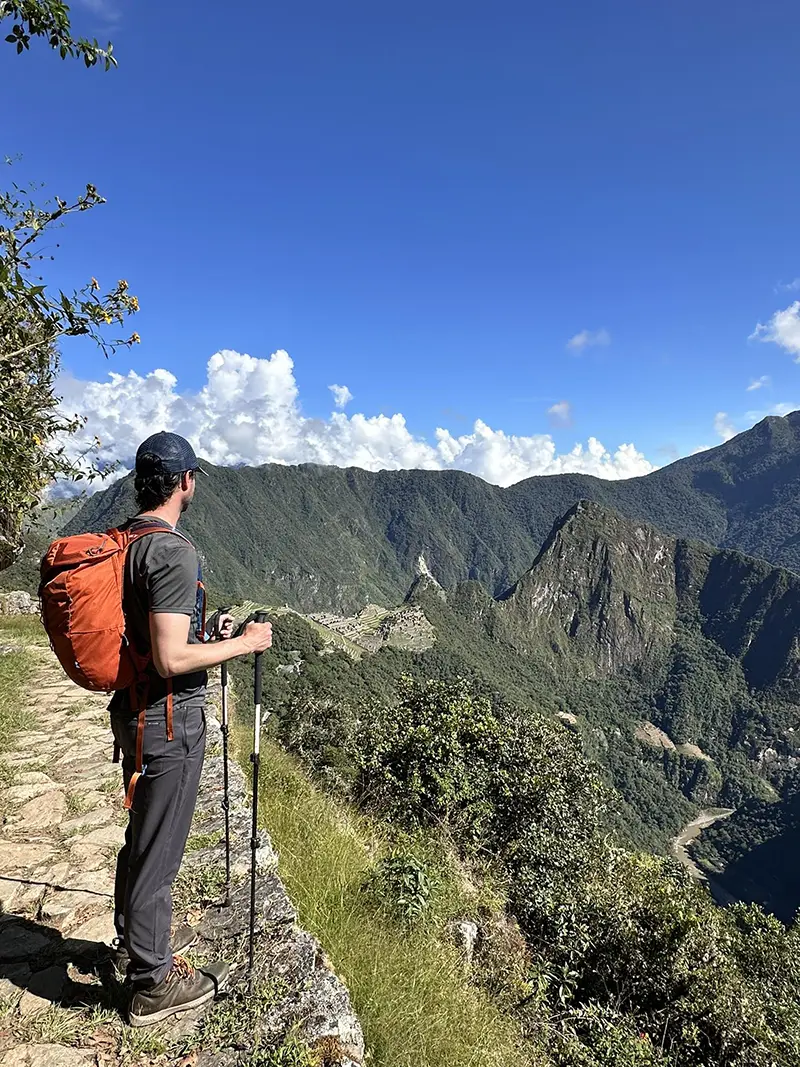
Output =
[{"x1": 56, "y1": 349, "x2": 656, "y2": 492}]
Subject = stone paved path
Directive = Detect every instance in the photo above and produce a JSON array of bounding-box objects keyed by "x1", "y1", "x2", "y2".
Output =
[{"x1": 0, "y1": 641, "x2": 364, "y2": 1067}]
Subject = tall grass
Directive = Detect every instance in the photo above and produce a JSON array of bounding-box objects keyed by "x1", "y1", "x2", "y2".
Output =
[
  {"x1": 0, "y1": 647, "x2": 35, "y2": 757},
  {"x1": 245, "y1": 737, "x2": 540, "y2": 1067}
]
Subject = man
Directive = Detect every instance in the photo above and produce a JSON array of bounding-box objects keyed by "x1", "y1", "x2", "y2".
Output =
[{"x1": 108, "y1": 431, "x2": 272, "y2": 1027}]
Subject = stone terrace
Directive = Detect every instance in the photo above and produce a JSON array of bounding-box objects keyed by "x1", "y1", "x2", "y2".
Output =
[{"x1": 0, "y1": 644, "x2": 363, "y2": 1067}]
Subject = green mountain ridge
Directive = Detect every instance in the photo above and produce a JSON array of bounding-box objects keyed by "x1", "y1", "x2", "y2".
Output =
[{"x1": 7, "y1": 408, "x2": 798, "y2": 613}]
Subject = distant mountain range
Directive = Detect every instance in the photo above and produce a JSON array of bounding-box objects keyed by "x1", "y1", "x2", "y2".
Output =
[{"x1": 6, "y1": 409, "x2": 797, "y2": 613}]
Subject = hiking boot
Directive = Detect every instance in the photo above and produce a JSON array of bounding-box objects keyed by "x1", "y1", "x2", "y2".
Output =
[
  {"x1": 111, "y1": 924, "x2": 199, "y2": 981},
  {"x1": 128, "y1": 955, "x2": 230, "y2": 1027}
]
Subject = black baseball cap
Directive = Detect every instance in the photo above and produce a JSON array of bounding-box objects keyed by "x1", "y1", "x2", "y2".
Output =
[{"x1": 135, "y1": 431, "x2": 208, "y2": 477}]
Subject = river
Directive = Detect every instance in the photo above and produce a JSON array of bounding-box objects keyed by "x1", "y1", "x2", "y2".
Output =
[{"x1": 672, "y1": 808, "x2": 736, "y2": 903}]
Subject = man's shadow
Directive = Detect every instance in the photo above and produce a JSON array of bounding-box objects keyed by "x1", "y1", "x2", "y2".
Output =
[{"x1": 0, "y1": 910, "x2": 123, "y2": 1014}]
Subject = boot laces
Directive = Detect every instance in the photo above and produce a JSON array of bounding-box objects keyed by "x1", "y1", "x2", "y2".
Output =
[{"x1": 166, "y1": 954, "x2": 195, "y2": 983}]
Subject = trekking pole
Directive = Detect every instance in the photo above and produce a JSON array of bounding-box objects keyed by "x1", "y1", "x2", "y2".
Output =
[
  {"x1": 215, "y1": 606, "x2": 232, "y2": 908},
  {"x1": 248, "y1": 610, "x2": 269, "y2": 987}
]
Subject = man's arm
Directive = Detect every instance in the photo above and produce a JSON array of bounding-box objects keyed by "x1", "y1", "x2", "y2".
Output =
[{"x1": 150, "y1": 612, "x2": 272, "y2": 678}]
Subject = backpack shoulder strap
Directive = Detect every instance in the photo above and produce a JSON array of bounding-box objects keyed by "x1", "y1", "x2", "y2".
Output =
[{"x1": 117, "y1": 523, "x2": 193, "y2": 548}]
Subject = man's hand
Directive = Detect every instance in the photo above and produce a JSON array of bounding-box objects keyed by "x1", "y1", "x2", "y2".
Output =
[
  {"x1": 241, "y1": 620, "x2": 273, "y2": 653},
  {"x1": 216, "y1": 613, "x2": 234, "y2": 640}
]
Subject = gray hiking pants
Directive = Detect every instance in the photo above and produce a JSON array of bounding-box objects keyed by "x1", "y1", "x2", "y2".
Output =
[{"x1": 110, "y1": 697, "x2": 206, "y2": 988}]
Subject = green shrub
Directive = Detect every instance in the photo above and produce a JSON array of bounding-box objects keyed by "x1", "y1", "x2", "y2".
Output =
[{"x1": 362, "y1": 851, "x2": 434, "y2": 923}]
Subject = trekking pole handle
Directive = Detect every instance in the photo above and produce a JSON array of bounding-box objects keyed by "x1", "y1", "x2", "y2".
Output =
[
  {"x1": 253, "y1": 611, "x2": 268, "y2": 707},
  {"x1": 215, "y1": 605, "x2": 232, "y2": 640}
]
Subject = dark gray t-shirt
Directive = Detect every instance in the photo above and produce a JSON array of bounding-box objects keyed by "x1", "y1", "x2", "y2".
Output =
[{"x1": 108, "y1": 516, "x2": 207, "y2": 713}]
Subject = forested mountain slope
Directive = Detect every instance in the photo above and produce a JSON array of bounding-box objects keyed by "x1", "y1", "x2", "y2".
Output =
[{"x1": 31, "y1": 410, "x2": 800, "y2": 614}]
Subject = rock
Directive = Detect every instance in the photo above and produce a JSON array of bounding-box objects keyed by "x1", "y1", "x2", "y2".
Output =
[
  {"x1": 0, "y1": 591, "x2": 38, "y2": 616},
  {"x1": 64, "y1": 789, "x2": 107, "y2": 813},
  {"x1": 39, "y1": 888, "x2": 104, "y2": 923},
  {"x1": 449, "y1": 919, "x2": 479, "y2": 966},
  {"x1": 0, "y1": 921, "x2": 52, "y2": 960},
  {"x1": 17, "y1": 990, "x2": 51, "y2": 1016},
  {"x1": 70, "y1": 867, "x2": 115, "y2": 896},
  {"x1": 0, "y1": 1046, "x2": 94, "y2": 1066},
  {"x1": 0, "y1": 977, "x2": 22, "y2": 1001},
  {"x1": 0, "y1": 841, "x2": 49, "y2": 874},
  {"x1": 66, "y1": 911, "x2": 115, "y2": 944},
  {"x1": 6, "y1": 782, "x2": 63, "y2": 804},
  {"x1": 80, "y1": 824, "x2": 125, "y2": 848},
  {"x1": 66, "y1": 842, "x2": 107, "y2": 870},
  {"x1": 15, "y1": 790, "x2": 66, "y2": 829},
  {"x1": 59, "y1": 807, "x2": 115, "y2": 833},
  {"x1": 27, "y1": 964, "x2": 68, "y2": 1002},
  {"x1": 0, "y1": 879, "x2": 20, "y2": 913},
  {"x1": 16, "y1": 772, "x2": 56, "y2": 785},
  {"x1": 0, "y1": 753, "x2": 42, "y2": 766},
  {"x1": 31, "y1": 860, "x2": 71, "y2": 887}
]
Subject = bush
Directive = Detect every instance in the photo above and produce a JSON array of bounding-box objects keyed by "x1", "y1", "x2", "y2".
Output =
[{"x1": 361, "y1": 851, "x2": 434, "y2": 923}]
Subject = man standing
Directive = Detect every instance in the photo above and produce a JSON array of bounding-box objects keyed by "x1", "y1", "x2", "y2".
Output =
[{"x1": 108, "y1": 431, "x2": 272, "y2": 1027}]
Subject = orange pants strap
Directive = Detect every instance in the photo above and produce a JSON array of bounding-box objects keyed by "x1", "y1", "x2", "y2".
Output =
[
  {"x1": 124, "y1": 705, "x2": 147, "y2": 811},
  {"x1": 166, "y1": 678, "x2": 174, "y2": 742}
]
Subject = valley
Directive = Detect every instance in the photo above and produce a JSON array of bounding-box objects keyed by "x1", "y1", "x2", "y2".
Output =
[{"x1": 206, "y1": 493, "x2": 800, "y2": 924}]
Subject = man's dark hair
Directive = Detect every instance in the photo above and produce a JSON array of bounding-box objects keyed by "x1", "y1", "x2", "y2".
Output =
[{"x1": 134, "y1": 456, "x2": 186, "y2": 512}]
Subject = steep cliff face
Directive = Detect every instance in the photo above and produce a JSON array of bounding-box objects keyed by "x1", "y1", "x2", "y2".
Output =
[{"x1": 500, "y1": 501, "x2": 678, "y2": 674}]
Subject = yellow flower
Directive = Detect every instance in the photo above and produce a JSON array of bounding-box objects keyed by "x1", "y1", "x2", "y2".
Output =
[
  {"x1": 103, "y1": 313, "x2": 112, "y2": 324},
  {"x1": 130, "y1": 296, "x2": 140, "y2": 312},
  {"x1": 131, "y1": 332, "x2": 141, "y2": 344},
  {"x1": 90, "y1": 277, "x2": 99, "y2": 291}
]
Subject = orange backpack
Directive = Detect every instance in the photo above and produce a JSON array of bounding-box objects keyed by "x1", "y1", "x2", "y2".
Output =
[
  {"x1": 39, "y1": 523, "x2": 186, "y2": 692},
  {"x1": 40, "y1": 522, "x2": 206, "y2": 811}
]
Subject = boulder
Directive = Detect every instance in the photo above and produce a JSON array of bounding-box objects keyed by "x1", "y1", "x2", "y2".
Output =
[{"x1": 0, "y1": 592, "x2": 38, "y2": 616}]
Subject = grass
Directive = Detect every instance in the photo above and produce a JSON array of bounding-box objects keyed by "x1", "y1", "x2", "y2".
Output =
[
  {"x1": 0, "y1": 647, "x2": 35, "y2": 755},
  {"x1": 185, "y1": 829, "x2": 223, "y2": 853},
  {"x1": 198, "y1": 976, "x2": 289, "y2": 1049},
  {"x1": 65, "y1": 790, "x2": 94, "y2": 817},
  {"x1": 0, "y1": 614, "x2": 49, "y2": 645},
  {"x1": 242, "y1": 736, "x2": 539, "y2": 1067},
  {"x1": 0, "y1": 644, "x2": 37, "y2": 820},
  {"x1": 172, "y1": 864, "x2": 227, "y2": 913}
]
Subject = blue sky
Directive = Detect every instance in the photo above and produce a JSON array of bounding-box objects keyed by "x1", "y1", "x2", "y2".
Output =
[{"x1": 4, "y1": 0, "x2": 800, "y2": 483}]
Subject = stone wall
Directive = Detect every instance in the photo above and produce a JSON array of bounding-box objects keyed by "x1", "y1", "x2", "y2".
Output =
[{"x1": 190, "y1": 679, "x2": 365, "y2": 1065}]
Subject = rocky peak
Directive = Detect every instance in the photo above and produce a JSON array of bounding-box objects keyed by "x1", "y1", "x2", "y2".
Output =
[
  {"x1": 501, "y1": 500, "x2": 678, "y2": 673},
  {"x1": 405, "y1": 555, "x2": 447, "y2": 603}
]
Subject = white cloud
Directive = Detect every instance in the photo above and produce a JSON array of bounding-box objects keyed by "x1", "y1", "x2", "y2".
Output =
[
  {"x1": 746, "y1": 375, "x2": 770, "y2": 391},
  {"x1": 744, "y1": 401, "x2": 797, "y2": 422},
  {"x1": 329, "y1": 384, "x2": 353, "y2": 409},
  {"x1": 547, "y1": 400, "x2": 572, "y2": 426},
  {"x1": 567, "y1": 328, "x2": 611, "y2": 352},
  {"x1": 76, "y1": 0, "x2": 123, "y2": 27},
  {"x1": 776, "y1": 278, "x2": 800, "y2": 293},
  {"x1": 55, "y1": 348, "x2": 656, "y2": 493},
  {"x1": 714, "y1": 412, "x2": 736, "y2": 442},
  {"x1": 750, "y1": 301, "x2": 800, "y2": 360}
]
